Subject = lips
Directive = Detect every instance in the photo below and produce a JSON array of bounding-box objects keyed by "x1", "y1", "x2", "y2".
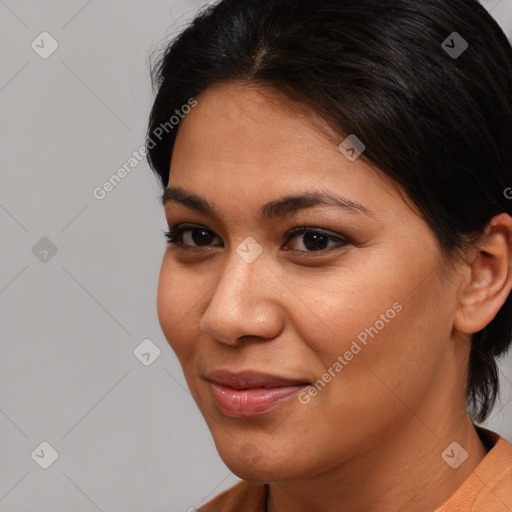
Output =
[
  {"x1": 205, "y1": 370, "x2": 310, "y2": 417},
  {"x1": 206, "y1": 370, "x2": 309, "y2": 389}
]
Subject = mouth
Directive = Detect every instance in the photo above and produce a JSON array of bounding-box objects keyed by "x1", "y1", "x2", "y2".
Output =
[{"x1": 205, "y1": 369, "x2": 311, "y2": 417}]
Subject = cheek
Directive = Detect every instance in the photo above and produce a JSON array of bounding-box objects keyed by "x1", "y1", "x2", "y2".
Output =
[
  {"x1": 156, "y1": 257, "x2": 201, "y2": 361},
  {"x1": 296, "y1": 253, "x2": 450, "y2": 395},
  {"x1": 287, "y1": 264, "x2": 407, "y2": 362},
  {"x1": 311, "y1": 271, "x2": 451, "y2": 419}
]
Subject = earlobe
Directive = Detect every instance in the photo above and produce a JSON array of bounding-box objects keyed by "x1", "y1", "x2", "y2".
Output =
[{"x1": 453, "y1": 213, "x2": 512, "y2": 335}]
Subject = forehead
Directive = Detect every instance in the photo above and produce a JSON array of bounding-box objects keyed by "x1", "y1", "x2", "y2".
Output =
[
  {"x1": 173, "y1": 82, "x2": 342, "y2": 167},
  {"x1": 167, "y1": 81, "x2": 409, "y2": 222}
]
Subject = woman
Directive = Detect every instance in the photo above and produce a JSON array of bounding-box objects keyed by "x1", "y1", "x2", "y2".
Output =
[{"x1": 146, "y1": 0, "x2": 512, "y2": 510}]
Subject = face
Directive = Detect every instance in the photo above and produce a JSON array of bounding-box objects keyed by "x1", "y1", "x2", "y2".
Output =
[{"x1": 157, "y1": 81, "x2": 463, "y2": 482}]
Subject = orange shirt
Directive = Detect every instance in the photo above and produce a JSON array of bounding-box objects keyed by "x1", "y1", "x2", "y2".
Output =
[{"x1": 198, "y1": 427, "x2": 512, "y2": 512}]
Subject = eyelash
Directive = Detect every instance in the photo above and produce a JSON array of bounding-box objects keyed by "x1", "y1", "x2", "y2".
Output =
[{"x1": 163, "y1": 222, "x2": 350, "y2": 254}]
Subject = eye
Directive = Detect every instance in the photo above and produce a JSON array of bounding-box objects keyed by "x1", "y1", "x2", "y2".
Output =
[
  {"x1": 164, "y1": 224, "x2": 222, "y2": 249},
  {"x1": 283, "y1": 226, "x2": 349, "y2": 252}
]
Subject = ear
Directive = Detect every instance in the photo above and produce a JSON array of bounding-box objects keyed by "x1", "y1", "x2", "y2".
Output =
[{"x1": 454, "y1": 213, "x2": 512, "y2": 335}]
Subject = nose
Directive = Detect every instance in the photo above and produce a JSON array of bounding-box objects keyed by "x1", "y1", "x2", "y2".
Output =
[{"x1": 198, "y1": 251, "x2": 285, "y2": 346}]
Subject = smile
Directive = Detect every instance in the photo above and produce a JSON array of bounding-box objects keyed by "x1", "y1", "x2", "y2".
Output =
[{"x1": 205, "y1": 370, "x2": 310, "y2": 417}]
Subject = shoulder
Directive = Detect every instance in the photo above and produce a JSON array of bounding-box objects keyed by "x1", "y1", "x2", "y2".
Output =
[
  {"x1": 436, "y1": 427, "x2": 512, "y2": 512},
  {"x1": 197, "y1": 480, "x2": 267, "y2": 512}
]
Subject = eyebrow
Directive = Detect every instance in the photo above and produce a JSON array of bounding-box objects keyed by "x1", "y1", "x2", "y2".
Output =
[{"x1": 161, "y1": 186, "x2": 374, "y2": 220}]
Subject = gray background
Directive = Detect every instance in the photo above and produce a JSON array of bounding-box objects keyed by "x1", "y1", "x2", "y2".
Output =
[{"x1": 0, "y1": 1, "x2": 511, "y2": 510}]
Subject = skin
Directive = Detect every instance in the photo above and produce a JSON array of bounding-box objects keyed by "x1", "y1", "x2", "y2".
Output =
[{"x1": 157, "y1": 81, "x2": 512, "y2": 512}]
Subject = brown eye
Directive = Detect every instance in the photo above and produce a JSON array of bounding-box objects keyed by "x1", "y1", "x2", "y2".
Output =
[
  {"x1": 284, "y1": 227, "x2": 349, "y2": 252},
  {"x1": 164, "y1": 225, "x2": 222, "y2": 248}
]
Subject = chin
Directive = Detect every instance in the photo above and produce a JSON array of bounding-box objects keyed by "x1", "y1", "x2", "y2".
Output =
[{"x1": 216, "y1": 442, "x2": 313, "y2": 483}]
